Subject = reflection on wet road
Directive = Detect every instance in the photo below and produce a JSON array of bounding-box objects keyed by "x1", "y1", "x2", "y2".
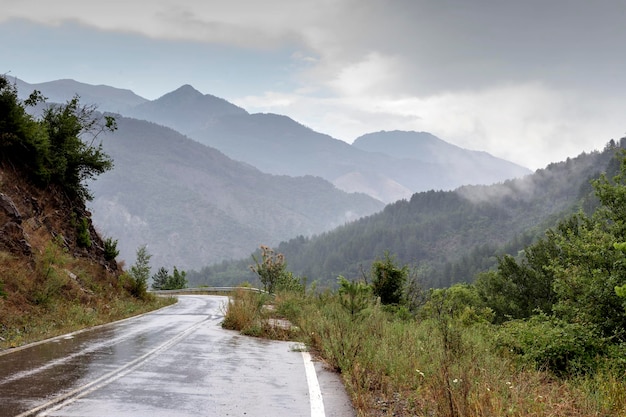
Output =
[{"x1": 0, "y1": 295, "x2": 352, "y2": 416}]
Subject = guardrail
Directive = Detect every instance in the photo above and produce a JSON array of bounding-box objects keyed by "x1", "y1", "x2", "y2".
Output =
[{"x1": 150, "y1": 287, "x2": 267, "y2": 295}]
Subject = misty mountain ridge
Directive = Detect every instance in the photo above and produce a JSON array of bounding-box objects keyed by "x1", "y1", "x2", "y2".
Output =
[
  {"x1": 88, "y1": 115, "x2": 383, "y2": 270},
  {"x1": 139, "y1": 85, "x2": 532, "y2": 202},
  {"x1": 13, "y1": 78, "x2": 148, "y2": 113},
  {"x1": 126, "y1": 84, "x2": 248, "y2": 134},
  {"x1": 15, "y1": 78, "x2": 531, "y2": 203},
  {"x1": 190, "y1": 140, "x2": 623, "y2": 289},
  {"x1": 353, "y1": 130, "x2": 531, "y2": 187}
]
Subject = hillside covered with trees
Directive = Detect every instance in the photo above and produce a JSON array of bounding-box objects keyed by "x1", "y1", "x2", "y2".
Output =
[{"x1": 189, "y1": 139, "x2": 624, "y2": 289}]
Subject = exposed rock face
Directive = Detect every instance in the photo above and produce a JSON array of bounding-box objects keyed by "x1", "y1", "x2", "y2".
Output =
[
  {"x1": 0, "y1": 167, "x2": 117, "y2": 271},
  {"x1": 0, "y1": 193, "x2": 21, "y2": 221},
  {"x1": 0, "y1": 193, "x2": 31, "y2": 256}
]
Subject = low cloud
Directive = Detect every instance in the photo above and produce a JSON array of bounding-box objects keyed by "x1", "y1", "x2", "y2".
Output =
[
  {"x1": 235, "y1": 82, "x2": 624, "y2": 170},
  {"x1": 4, "y1": 1, "x2": 626, "y2": 169}
]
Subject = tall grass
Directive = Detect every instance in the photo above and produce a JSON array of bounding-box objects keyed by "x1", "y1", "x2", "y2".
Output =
[
  {"x1": 0, "y1": 243, "x2": 175, "y2": 350},
  {"x1": 224, "y1": 289, "x2": 626, "y2": 416}
]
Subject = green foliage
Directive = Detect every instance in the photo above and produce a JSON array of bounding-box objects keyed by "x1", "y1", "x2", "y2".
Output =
[
  {"x1": 548, "y1": 215, "x2": 626, "y2": 338},
  {"x1": 151, "y1": 267, "x2": 169, "y2": 290},
  {"x1": 223, "y1": 274, "x2": 626, "y2": 415},
  {"x1": 496, "y1": 314, "x2": 605, "y2": 376},
  {"x1": 0, "y1": 75, "x2": 115, "y2": 203},
  {"x1": 337, "y1": 275, "x2": 372, "y2": 319},
  {"x1": 128, "y1": 245, "x2": 151, "y2": 299},
  {"x1": 468, "y1": 150, "x2": 626, "y2": 381},
  {"x1": 103, "y1": 237, "x2": 120, "y2": 261},
  {"x1": 475, "y1": 234, "x2": 559, "y2": 323},
  {"x1": 151, "y1": 266, "x2": 188, "y2": 290},
  {"x1": 421, "y1": 284, "x2": 494, "y2": 326},
  {"x1": 371, "y1": 252, "x2": 408, "y2": 305},
  {"x1": 249, "y1": 245, "x2": 303, "y2": 294},
  {"x1": 169, "y1": 267, "x2": 188, "y2": 290},
  {"x1": 32, "y1": 239, "x2": 70, "y2": 306},
  {"x1": 75, "y1": 216, "x2": 91, "y2": 248},
  {"x1": 250, "y1": 245, "x2": 284, "y2": 293}
]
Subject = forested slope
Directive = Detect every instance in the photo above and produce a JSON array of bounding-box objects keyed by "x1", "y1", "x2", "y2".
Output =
[{"x1": 189, "y1": 139, "x2": 624, "y2": 288}]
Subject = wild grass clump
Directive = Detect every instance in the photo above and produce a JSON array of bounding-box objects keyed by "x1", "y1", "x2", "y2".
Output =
[
  {"x1": 222, "y1": 288, "x2": 304, "y2": 340},
  {"x1": 222, "y1": 288, "x2": 267, "y2": 332}
]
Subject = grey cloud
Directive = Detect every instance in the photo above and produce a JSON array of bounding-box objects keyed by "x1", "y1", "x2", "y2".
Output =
[{"x1": 301, "y1": 0, "x2": 626, "y2": 96}]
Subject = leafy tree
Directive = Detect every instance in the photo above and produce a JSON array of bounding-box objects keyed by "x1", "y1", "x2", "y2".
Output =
[
  {"x1": 40, "y1": 97, "x2": 115, "y2": 201},
  {"x1": 475, "y1": 234, "x2": 558, "y2": 323},
  {"x1": 479, "y1": 151, "x2": 626, "y2": 340},
  {"x1": 75, "y1": 215, "x2": 91, "y2": 248},
  {"x1": 128, "y1": 245, "x2": 151, "y2": 298},
  {"x1": 420, "y1": 284, "x2": 493, "y2": 325},
  {"x1": 0, "y1": 75, "x2": 115, "y2": 203},
  {"x1": 371, "y1": 252, "x2": 408, "y2": 305}
]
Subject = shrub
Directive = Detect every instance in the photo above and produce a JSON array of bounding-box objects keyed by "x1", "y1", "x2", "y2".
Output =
[
  {"x1": 103, "y1": 237, "x2": 119, "y2": 261},
  {"x1": 496, "y1": 313, "x2": 606, "y2": 376},
  {"x1": 222, "y1": 288, "x2": 267, "y2": 332},
  {"x1": 249, "y1": 245, "x2": 303, "y2": 294},
  {"x1": 337, "y1": 275, "x2": 372, "y2": 319},
  {"x1": 371, "y1": 252, "x2": 408, "y2": 305},
  {"x1": 0, "y1": 75, "x2": 115, "y2": 204},
  {"x1": 76, "y1": 216, "x2": 91, "y2": 248}
]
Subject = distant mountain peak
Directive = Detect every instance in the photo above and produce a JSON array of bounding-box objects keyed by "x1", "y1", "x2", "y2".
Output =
[
  {"x1": 159, "y1": 84, "x2": 204, "y2": 99},
  {"x1": 127, "y1": 84, "x2": 248, "y2": 134}
]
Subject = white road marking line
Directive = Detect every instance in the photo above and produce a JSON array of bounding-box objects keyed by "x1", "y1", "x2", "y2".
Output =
[
  {"x1": 302, "y1": 351, "x2": 326, "y2": 417},
  {"x1": 15, "y1": 317, "x2": 210, "y2": 417}
]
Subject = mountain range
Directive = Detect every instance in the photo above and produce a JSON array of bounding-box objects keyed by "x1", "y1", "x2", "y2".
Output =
[
  {"x1": 13, "y1": 77, "x2": 531, "y2": 271},
  {"x1": 16, "y1": 78, "x2": 530, "y2": 203}
]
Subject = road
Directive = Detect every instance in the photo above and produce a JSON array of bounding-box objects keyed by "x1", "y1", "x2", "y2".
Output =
[{"x1": 0, "y1": 295, "x2": 355, "y2": 417}]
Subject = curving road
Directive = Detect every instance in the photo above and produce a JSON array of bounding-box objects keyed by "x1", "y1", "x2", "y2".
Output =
[{"x1": 0, "y1": 295, "x2": 354, "y2": 417}]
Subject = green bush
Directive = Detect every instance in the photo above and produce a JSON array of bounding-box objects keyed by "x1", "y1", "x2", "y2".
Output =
[
  {"x1": 103, "y1": 237, "x2": 119, "y2": 261},
  {"x1": 0, "y1": 75, "x2": 115, "y2": 203},
  {"x1": 496, "y1": 313, "x2": 606, "y2": 376},
  {"x1": 371, "y1": 252, "x2": 408, "y2": 305},
  {"x1": 337, "y1": 275, "x2": 372, "y2": 319},
  {"x1": 76, "y1": 216, "x2": 91, "y2": 248},
  {"x1": 120, "y1": 272, "x2": 148, "y2": 300}
]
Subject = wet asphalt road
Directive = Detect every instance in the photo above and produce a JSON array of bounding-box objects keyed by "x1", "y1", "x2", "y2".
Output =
[{"x1": 0, "y1": 295, "x2": 354, "y2": 417}]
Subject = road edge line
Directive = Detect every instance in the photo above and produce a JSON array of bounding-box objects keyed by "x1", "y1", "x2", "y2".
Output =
[{"x1": 302, "y1": 351, "x2": 326, "y2": 417}]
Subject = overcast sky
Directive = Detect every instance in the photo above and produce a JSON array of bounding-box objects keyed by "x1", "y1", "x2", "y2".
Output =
[{"x1": 2, "y1": 0, "x2": 626, "y2": 169}]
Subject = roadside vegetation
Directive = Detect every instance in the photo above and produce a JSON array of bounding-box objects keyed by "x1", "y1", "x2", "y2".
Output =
[
  {"x1": 0, "y1": 238, "x2": 174, "y2": 349},
  {"x1": 224, "y1": 153, "x2": 626, "y2": 416}
]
